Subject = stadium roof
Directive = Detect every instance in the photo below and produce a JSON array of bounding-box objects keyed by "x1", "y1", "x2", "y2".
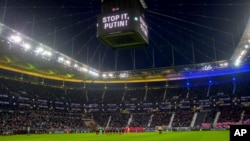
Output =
[{"x1": 0, "y1": 0, "x2": 250, "y2": 83}]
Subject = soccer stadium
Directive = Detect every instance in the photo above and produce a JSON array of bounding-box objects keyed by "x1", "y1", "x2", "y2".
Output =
[{"x1": 0, "y1": 0, "x2": 250, "y2": 141}]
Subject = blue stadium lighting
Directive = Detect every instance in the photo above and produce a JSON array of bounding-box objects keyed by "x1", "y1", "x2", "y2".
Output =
[
  {"x1": 186, "y1": 82, "x2": 190, "y2": 86},
  {"x1": 184, "y1": 65, "x2": 250, "y2": 80},
  {"x1": 209, "y1": 80, "x2": 212, "y2": 84},
  {"x1": 232, "y1": 77, "x2": 236, "y2": 81}
]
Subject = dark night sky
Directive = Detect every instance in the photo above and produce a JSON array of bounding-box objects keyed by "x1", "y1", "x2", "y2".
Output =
[{"x1": 0, "y1": 0, "x2": 250, "y2": 71}]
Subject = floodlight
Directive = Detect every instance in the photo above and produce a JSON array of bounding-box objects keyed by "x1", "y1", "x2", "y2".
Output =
[
  {"x1": 223, "y1": 62, "x2": 228, "y2": 67},
  {"x1": 35, "y1": 47, "x2": 44, "y2": 54},
  {"x1": 89, "y1": 70, "x2": 99, "y2": 77},
  {"x1": 23, "y1": 43, "x2": 31, "y2": 50},
  {"x1": 108, "y1": 73, "x2": 114, "y2": 77},
  {"x1": 119, "y1": 72, "x2": 128, "y2": 78},
  {"x1": 79, "y1": 67, "x2": 88, "y2": 72},
  {"x1": 45, "y1": 51, "x2": 52, "y2": 56},
  {"x1": 244, "y1": 44, "x2": 249, "y2": 49},
  {"x1": 58, "y1": 57, "x2": 64, "y2": 62},
  {"x1": 65, "y1": 60, "x2": 71, "y2": 65},
  {"x1": 240, "y1": 50, "x2": 246, "y2": 56},
  {"x1": 42, "y1": 50, "x2": 52, "y2": 57},
  {"x1": 102, "y1": 74, "x2": 107, "y2": 78},
  {"x1": 234, "y1": 59, "x2": 241, "y2": 66},
  {"x1": 74, "y1": 64, "x2": 78, "y2": 68},
  {"x1": 9, "y1": 35, "x2": 22, "y2": 43}
]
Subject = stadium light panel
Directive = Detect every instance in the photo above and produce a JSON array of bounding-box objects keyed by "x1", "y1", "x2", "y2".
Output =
[
  {"x1": 119, "y1": 72, "x2": 128, "y2": 78},
  {"x1": 34, "y1": 47, "x2": 44, "y2": 54},
  {"x1": 65, "y1": 60, "x2": 71, "y2": 66},
  {"x1": 102, "y1": 74, "x2": 107, "y2": 78},
  {"x1": 223, "y1": 62, "x2": 228, "y2": 67},
  {"x1": 9, "y1": 34, "x2": 22, "y2": 43},
  {"x1": 234, "y1": 59, "x2": 241, "y2": 67},
  {"x1": 89, "y1": 70, "x2": 99, "y2": 77},
  {"x1": 80, "y1": 67, "x2": 88, "y2": 72},
  {"x1": 240, "y1": 50, "x2": 246, "y2": 56},
  {"x1": 58, "y1": 57, "x2": 64, "y2": 62},
  {"x1": 22, "y1": 43, "x2": 31, "y2": 50},
  {"x1": 108, "y1": 73, "x2": 114, "y2": 77},
  {"x1": 244, "y1": 44, "x2": 249, "y2": 49},
  {"x1": 219, "y1": 62, "x2": 228, "y2": 68},
  {"x1": 41, "y1": 50, "x2": 52, "y2": 57},
  {"x1": 74, "y1": 64, "x2": 78, "y2": 68},
  {"x1": 46, "y1": 51, "x2": 52, "y2": 56}
]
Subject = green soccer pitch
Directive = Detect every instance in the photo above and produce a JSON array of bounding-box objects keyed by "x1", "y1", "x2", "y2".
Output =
[{"x1": 0, "y1": 130, "x2": 230, "y2": 141}]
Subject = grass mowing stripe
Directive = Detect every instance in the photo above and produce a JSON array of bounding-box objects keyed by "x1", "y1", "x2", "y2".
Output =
[{"x1": 0, "y1": 130, "x2": 229, "y2": 141}]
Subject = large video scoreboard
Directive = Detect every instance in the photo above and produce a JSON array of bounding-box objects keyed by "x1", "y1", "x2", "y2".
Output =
[{"x1": 97, "y1": 0, "x2": 148, "y2": 49}]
